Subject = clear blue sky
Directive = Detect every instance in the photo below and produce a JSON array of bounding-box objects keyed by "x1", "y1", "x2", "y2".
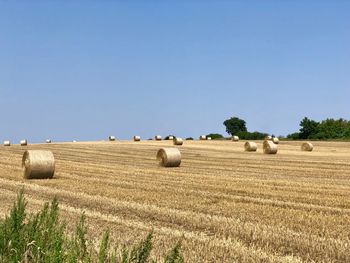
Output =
[{"x1": 1, "y1": 1, "x2": 349, "y2": 142}]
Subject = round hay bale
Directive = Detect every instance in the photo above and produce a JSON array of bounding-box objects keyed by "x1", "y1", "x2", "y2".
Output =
[
  {"x1": 133, "y1": 136, "x2": 141, "y2": 141},
  {"x1": 272, "y1": 137, "x2": 279, "y2": 144},
  {"x1": 46, "y1": 139, "x2": 52, "y2": 143},
  {"x1": 207, "y1": 137, "x2": 212, "y2": 140},
  {"x1": 232, "y1": 136, "x2": 239, "y2": 142},
  {"x1": 72, "y1": 140, "x2": 77, "y2": 143},
  {"x1": 244, "y1": 142, "x2": 257, "y2": 152},
  {"x1": 22, "y1": 150, "x2": 55, "y2": 179},
  {"x1": 265, "y1": 136, "x2": 272, "y2": 141},
  {"x1": 173, "y1": 137, "x2": 183, "y2": 146},
  {"x1": 3, "y1": 140, "x2": 11, "y2": 146},
  {"x1": 301, "y1": 142, "x2": 313, "y2": 152},
  {"x1": 109, "y1": 136, "x2": 116, "y2": 141},
  {"x1": 199, "y1": 135, "x2": 206, "y2": 140},
  {"x1": 156, "y1": 148, "x2": 181, "y2": 167},
  {"x1": 20, "y1": 140, "x2": 28, "y2": 146},
  {"x1": 168, "y1": 136, "x2": 174, "y2": 140},
  {"x1": 155, "y1": 135, "x2": 162, "y2": 141},
  {"x1": 263, "y1": 140, "x2": 278, "y2": 154}
]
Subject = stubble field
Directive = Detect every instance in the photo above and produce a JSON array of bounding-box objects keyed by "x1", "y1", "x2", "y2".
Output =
[{"x1": 0, "y1": 140, "x2": 349, "y2": 262}]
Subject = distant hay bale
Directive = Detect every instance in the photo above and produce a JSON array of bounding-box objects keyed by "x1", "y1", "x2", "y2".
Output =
[
  {"x1": 173, "y1": 137, "x2": 183, "y2": 146},
  {"x1": 301, "y1": 142, "x2": 313, "y2": 152},
  {"x1": 46, "y1": 139, "x2": 52, "y2": 143},
  {"x1": 272, "y1": 137, "x2": 279, "y2": 144},
  {"x1": 168, "y1": 136, "x2": 174, "y2": 140},
  {"x1": 199, "y1": 135, "x2": 206, "y2": 140},
  {"x1": 3, "y1": 141, "x2": 11, "y2": 146},
  {"x1": 157, "y1": 148, "x2": 181, "y2": 167},
  {"x1": 22, "y1": 150, "x2": 55, "y2": 179},
  {"x1": 72, "y1": 140, "x2": 77, "y2": 143},
  {"x1": 155, "y1": 135, "x2": 162, "y2": 141},
  {"x1": 109, "y1": 136, "x2": 116, "y2": 141},
  {"x1": 232, "y1": 136, "x2": 239, "y2": 142},
  {"x1": 207, "y1": 137, "x2": 212, "y2": 140},
  {"x1": 20, "y1": 140, "x2": 28, "y2": 146},
  {"x1": 133, "y1": 136, "x2": 141, "y2": 141},
  {"x1": 263, "y1": 140, "x2": 278, "y2": 154},
  {"x1": 244, "y1": 142, "x2": 257, "y2": 152},
  {"x1": 265, "y1": 136, "x2": 272, "y2": 140}
]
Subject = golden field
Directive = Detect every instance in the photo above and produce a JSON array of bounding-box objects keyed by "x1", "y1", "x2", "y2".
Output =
[{"x1": 0, "y1": 140, "x2": 349, "y2": 262}]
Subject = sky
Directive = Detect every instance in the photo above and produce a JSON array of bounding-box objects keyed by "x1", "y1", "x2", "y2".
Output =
[{"x1": 1, "y1": 1, "x2": 349, "y2": 142}]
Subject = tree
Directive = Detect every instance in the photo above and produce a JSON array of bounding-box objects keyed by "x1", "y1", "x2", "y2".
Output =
[
  {"x1": 223, "y1": 117, "x2": 247, "y2": 136},
  {"x1": 237, "y1": 131, "x2": 268, "y2": 140},
  {"x1": 316, "y1": 118, "x2": 348, "y2": 139},
  {"x1": 299, "y1": 117, "x2": 319, "y2": 139},
  {"x1": 206, "y1": 133, "x2": 224, "y2": 140}
]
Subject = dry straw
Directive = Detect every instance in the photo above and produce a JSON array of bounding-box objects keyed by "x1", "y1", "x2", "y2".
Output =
[
  {"x1": 301, "y1": 142, "x2": 314, "y2": 152},
  {"x1": 46, "y1": 139, "x2": 52, "y2": 143},
  {"x1": 133, "y1": 136, "x2": 141, "y2": 141},
  {"x1": 3, "y1": 141, "x2": 11, "y2": 146},
  {"x1": 173, "y1": 137, "x2": 183, "y2": 146},
  {"x1": 263, "y1": 140, "x2": 278, "y2": 154},
  {"x1": 244, "y1": 142, "x2": 257, "y2": 152},
  {"x1": 199, "y1": 135, "x2": 206, "y2": 140},
  {"x1": 157, "y1": 148, "x2": 181, "y2": 167},
  {"x1": 155, "y1": 135, "x2": 162, "y2": 141},
  {"x1": 22, "y1": 150, "x2": 55, "y2": 179},
  {"x1": 272, "y1": 137, "x2": 279, "y2": 144},
  {"x1": 20, "y1": 140, "x2": 28, "y2": 146},
  {"x1": 109, "y1": 136, "x2": 116, "y2": 141},
  {"x1": 232, "y1": 136, "x2": 239, "y2": 142}
]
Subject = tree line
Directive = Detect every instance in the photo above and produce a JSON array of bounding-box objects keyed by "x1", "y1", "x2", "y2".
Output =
[
  {"x1": 216, "y1": 116, "x2": 350, "y2": 140},
  {"x1": 287, "y1": 117, "x2": 350, "y2": 140}
]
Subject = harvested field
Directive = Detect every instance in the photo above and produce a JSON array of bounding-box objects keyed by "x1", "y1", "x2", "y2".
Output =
[{"x1": 0, "y1": 140, "x2": 350, "y2": 262}]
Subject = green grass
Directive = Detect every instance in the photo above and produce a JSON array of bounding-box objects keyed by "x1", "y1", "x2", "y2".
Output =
[{"x1": 0, "y1": 190, "x2": 184, "y2": 263}]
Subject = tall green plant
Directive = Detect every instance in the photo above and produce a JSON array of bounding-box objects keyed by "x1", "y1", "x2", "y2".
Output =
[{"x1": 0, "y1": 190, "x2": 184, "y2": 263}]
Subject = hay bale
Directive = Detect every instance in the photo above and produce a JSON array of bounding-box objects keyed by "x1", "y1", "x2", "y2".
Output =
[
  {"x1": 109, "y1": 136, "x2": 116, "y2": 141},
  {"x1": 157, "y1": 148, "x2": 181, "y2": 167},
  {"x1": 199, "y1": 135, "x2": 206, "y2": 140},
  {"x1": 20, "y1": 140, "x2": 28, "y2": 146},
  {"x1": 263, "y1": 140, "x2": 278, "y2": 154},
  {"x1": 232, "y1": 136, "x2": 239, "y2": 142},
  {"x1": 72, "y1": 140, "x2": 77, "y2": 143},
  {"x1": 272, "y1": 137, "x2": 279, "y2": 144},
  {"x1": 207, "y1": 137, "x2": 212, "y2": 140},
  {"x1": 265, "y1": 136, "x2": 272, "y2": 140},
  {"x1": 168, "y1": 136, "x2": 174, "y2": 140},
  {"x1": 3, "y1": 140, "x2": 11, "y2": 146},
  {"x1": 133, "y1": 136, "x2": 141, "y2": 141},
  {"x1": 22, "y1": 150, "x2": 55, "y2": 179},
  {"x1": 244, "y1": 142, "x2": 257, "y2": 152},
  {"x1": 46, "y1": 139, "x2": 52, "y2": 143},
  {"x1": 301, "y1": 142, "x2": 313, "y2": 152},
  {"x1": 173, "y1": 137, "x2": 183, "y2": 146},
  {"x1": 155, "y1": 135, "x2": 162, "y2": 141}
]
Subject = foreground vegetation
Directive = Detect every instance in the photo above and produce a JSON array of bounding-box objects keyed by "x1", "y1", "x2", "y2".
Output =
[{"x1": 0, "y1": 190, "x2": 183, "y2": 263}]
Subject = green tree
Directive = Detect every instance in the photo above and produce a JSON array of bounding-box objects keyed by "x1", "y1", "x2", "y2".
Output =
[
  {"x1": 287, "y1": 132, "x2": 300, "y2": 140},
  {"x1": 299, "y1": 117, "x2": 319, "y2": 139},
  {"x1": 316, "y1": 118, "x2": 348, "y2": 139},
  {"x1": 206, "y1": 133, "x2": 224, "y2": 140},
  {"x1": 223, "y1": 117, "x2": 247, "y2": 136},
  {"x1": 237, "y1": 131, "x2": 269, "y2": 140}
]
